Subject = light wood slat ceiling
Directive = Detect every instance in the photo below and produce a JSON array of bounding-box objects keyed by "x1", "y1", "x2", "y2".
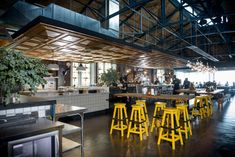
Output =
[{"x1": 7, "y1": 22, "x2": 186, "y2": 68}]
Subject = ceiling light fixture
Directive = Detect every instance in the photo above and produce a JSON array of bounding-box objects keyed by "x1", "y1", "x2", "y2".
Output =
[
  {"x1": 47, "y1": 44, "x2": 59, "y2": 71},
  {"x1": 47, "y1": 63, "x2": 59, "y2": 71},
  {"x1": 187, "y1": 46, "x2": 219, "y2": 62},
  {"x1": 76, "y1": 63, "x2": 86, "y2": 71},
  {"x1": 186, "y1": 60, "x2": 217, "y2": 73}
]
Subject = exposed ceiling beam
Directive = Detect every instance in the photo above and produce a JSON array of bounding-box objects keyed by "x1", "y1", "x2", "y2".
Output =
[
  {"x1": 80, "y1": 0, "x2": 96, "y2": 13},
  {"x1": 101, "y1": 0, "x2": 152, "y2": 22},
  {"x1": 74, "y1": 0, "x2": 104, "y2": 18},
  {"x1": 187, "y1": 45, "x2": 219, "y2": 62},
  {"x1": 119, "y1": 6, "x2": 142, "y2": 26}
]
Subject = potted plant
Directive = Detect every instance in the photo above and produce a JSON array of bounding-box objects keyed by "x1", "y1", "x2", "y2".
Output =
[
  {"x1": 100, "y1": 68, "x2": 119, "y2": 86},
  {"x1": 0, "y1": 47, "x2": 48, "y2": 104}
]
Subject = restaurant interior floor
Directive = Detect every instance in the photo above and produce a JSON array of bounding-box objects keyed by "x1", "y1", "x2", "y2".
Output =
[{"x1": 63, "y1": 97, "x2": 235, "y2": 157}]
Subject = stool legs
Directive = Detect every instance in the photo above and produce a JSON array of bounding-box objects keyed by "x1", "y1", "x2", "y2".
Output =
[
  {"x1": 127, "y1": 105, "x2": 148, "y2": 141},
  {"x1": 151, "y1": 103, "x2": 166, "y2": 132},
  {"x1": 157, "y1": 108, "x2": 183, "y2": 150},
  {"x1": 110, "y1": 106, "x2": 117, "y2": 135},
  {"x1": 110, "y1": 104, "x2": 128, "y2": 136},
  {"x1": 177, "y1": 106, "x2": 192, "y2": 139}
]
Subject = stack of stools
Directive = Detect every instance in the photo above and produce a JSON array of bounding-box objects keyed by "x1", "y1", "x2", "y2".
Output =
[
  {"x1": 127, "y1": 104, "x2": 149, "y2": 141},
  {"x1": 136, "y1": 100, "x2": 150, "y2": 126},
  {"x1": 157, "y1": 108, "x2": 183, "y2": 150},
  {"x1": 110, "y1": 103, "x2": 128, "y2": 137},
  {"x1": 192, "y1": 96, "x2": 207, "y2": 119},
  {"x1": 176, "y1": 104, "x2": 192, "y2": 139},
  {"x1": 150, "y1": 102, "x2": 167, "y2": 132}
]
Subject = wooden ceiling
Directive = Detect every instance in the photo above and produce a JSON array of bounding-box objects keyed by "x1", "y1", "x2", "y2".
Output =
[{"x1": 7, "y1": 22, "x2": 186, "y2": 68}]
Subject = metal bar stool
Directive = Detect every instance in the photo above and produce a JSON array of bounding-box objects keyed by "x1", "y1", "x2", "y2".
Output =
[
  {"x1": 150, "y1": 102, "x2": 167, "y2": 132},
  {"x1": 157, "y1": 108, "x2": 183, "y2": 150},
  {"x1": 110, "y1": 103, "x2": 128, "y2": 137},
  {"x1": 127, "y1": 104, "x2": 149, "y2": 141}
]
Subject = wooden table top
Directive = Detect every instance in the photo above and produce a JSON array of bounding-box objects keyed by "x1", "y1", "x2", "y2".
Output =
[
  {"x1": 196, "y1": 89, "x2": 224, "y2": 95},
  {"x1": 176, "y1": 89, "x2": 224, "y2": 95},
  {"x1": 176, "y1": 89, "x2": 196, "y2": 94},
  {"x1": 114, "y1": 93, "x2": 194, "y2": 101}
]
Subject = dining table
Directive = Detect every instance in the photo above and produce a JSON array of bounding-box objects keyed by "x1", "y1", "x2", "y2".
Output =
[{"x1": 114, "y1": 93, "x2": 194, "y2": 101}]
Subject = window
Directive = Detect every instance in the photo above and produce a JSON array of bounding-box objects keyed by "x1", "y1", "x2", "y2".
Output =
[
  {"x1": 71, "y1": 63, "x2": 92, "y2": 87},
  {"x1": 109, "y1": 0, "x2": 119, "y2": 31}
]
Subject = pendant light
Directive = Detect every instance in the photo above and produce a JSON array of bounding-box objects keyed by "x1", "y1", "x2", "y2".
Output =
[
  {"x1": 76, "y1": 63, "x2": 86, "y2": 71},
  {"x1": 47, "y1": 44, "x2": 59, "y2": 71},
  {"x1": 76, "y1": 50, "x2": 86, "y2": 71}
]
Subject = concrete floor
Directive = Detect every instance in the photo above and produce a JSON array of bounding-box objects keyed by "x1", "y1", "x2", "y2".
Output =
[{"x1": 63, "y1": 97, "x2": 235, "y2": 157}]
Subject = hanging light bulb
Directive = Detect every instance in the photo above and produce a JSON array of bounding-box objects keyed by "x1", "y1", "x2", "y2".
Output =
[
  {"x1": 47, "y1": 63, "x2": 59, "y2": 71},
  {"x1": 186, "y1": 60, "x2": 217, "y2": 73}
]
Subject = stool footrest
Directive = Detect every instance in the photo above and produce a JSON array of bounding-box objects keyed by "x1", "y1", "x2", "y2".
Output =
[
  {"x1": 160, "y1": 126, "x2": 180, "y2": 131},
  {"x1": 130, "y1": 120, "x2": 146, "y2": 124},
  {"x1": 112, "y1": 117, "x2": 128, "y2": 121},
  {"x1": 153, "y1": 115, "x2": 163, "y2": 119}
]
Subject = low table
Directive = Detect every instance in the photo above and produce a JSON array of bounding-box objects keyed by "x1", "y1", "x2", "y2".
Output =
[{"x1": 55, "y1": 104, "x2": 87, "y2": 157}]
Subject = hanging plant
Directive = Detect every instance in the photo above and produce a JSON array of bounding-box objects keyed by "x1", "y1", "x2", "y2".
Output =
[{"x1": 0, "y1": 47, "x2": 48, "y2": 104}]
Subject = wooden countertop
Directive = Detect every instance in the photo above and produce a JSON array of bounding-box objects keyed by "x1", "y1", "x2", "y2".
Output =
[
  {"x1": 114, "y1": 93, "x2": 194, "y2": 101},
  {"x1": 176, "y1": 89, "x2": 224, "y2": 95}
]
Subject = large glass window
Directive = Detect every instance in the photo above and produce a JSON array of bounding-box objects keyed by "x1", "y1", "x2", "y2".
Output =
[
  {"x1": 71, "y1": 63, "x2": 93, "y2": 87},
  {"x1": 214, "y1": 70, "x2": 235, "y2": 86},
  {"x1": 175, "y1": 71, "x2": 210, "y2": 84},
  {"x1": 97, "y1": 62, "x2": 116, "y2": 79},
  {"x1": 109, "y1": 0, "x2": 119, "y2": 31},
  {"x1": 175, "y1": 70, "x2": 235, "y2": 86}
]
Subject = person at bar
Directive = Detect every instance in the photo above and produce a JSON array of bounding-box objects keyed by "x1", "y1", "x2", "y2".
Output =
[
  {"x1": 183, "y1": 78, "x2": 190, "y2": 89},
  {"x1": 154, "y1": 77, "x2": 160, "y2": 84},
  {"x1": 172, "y1": 75, "x2": 181, "y2": 107}
]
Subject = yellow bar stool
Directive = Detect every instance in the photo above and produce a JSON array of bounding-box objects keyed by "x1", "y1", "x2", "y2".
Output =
[
  {"x1": 150, "y1": 102, "x2": 167, "y2": 132},
  {"x1": 203, "y1": 95, "x2": 213, "y2": 116},
  {"x1": 207, "y1": 95, "x2": 213, "y2": 116},
  {"x1": 127, "y1": 104, "x2": 149, "y2": 141},
  {"x1": 110, "y1": 103, "x2": 128, "y2": 137},
  {"x1": 176, "y1": 104, "x2": 192, "y2": 139},
  {"x1": 136, "y1": 100, "x2": 150, "y2": 127},
  {"x1": 157, "y1": 108, "x2": 183, "y2": 150},
  {"x1": 192, "y1": 96, "x2": 207, "y2": 119}
]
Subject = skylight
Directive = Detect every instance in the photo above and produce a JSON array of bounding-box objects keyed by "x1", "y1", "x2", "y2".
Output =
[
  {"x1": 177, "y1": 0, "x2": 198, "y2": 17},
  {"x1": 198, "y1": 17, "x2": 228, "y2": 27}
]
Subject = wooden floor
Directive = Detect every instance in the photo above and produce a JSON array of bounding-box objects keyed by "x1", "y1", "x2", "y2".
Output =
[{"x1": 63, "y1": 97, "x2": 235, "y2": 157}]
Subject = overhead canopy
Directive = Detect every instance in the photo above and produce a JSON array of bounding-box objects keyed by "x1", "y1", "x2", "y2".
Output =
[{"x1": 7, "y1": 16, "x2": 186, "y2": 69}]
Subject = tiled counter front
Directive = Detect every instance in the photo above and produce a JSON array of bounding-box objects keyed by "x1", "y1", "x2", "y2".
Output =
[{"x1": 46, "y1": 93, "x2": 109, "y2": 113}]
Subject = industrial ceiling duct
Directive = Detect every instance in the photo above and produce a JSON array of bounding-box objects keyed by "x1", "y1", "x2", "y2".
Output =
[{"x1": 187, "y1": 46, "x2": 219, "y2": 62}]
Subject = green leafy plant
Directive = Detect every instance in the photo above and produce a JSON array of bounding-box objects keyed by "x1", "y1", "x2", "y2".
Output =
[
  {"x1": 0, "y1": 47, "x2": 48, "y2": 104},
  {"x1": 100, "y1": 68, "x2": 119, "y2": 86}
]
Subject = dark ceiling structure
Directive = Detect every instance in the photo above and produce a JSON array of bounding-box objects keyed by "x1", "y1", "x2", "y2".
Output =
[{"x1": 1, "y1": 0, "x2": 235, "y2": 68}]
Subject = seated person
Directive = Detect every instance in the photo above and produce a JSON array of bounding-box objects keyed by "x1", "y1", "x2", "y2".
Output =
[
  {"x1": 183, "y1": 78, "x2": 190, "y2": 89},
  {"x1": 154, "y1": 78, "x2": 160, "y2": 84},
  {"x1": 189, "y1": 83, "x2": 196, "y2": 90}
]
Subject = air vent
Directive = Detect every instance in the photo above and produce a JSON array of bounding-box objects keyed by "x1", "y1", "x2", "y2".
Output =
[{"x1": 0, "y1": 27, "x2": 12, "y2": 40}]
